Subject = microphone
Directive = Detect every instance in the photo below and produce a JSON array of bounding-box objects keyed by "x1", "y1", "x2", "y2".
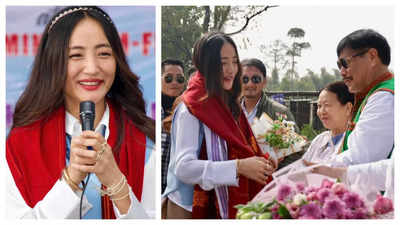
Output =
[
  {"x1": 78, "y1": 101, "x2": 95, "y2": 219},
  {"x1": 79, "y1": 101, "x2": 95, "y2": 131}
]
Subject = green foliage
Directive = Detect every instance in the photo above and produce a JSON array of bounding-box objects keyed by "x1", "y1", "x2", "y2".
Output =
[
  {"x1": 162, "y1": 6, "x2": 270, "y2": 74},
  {"x1": 162, "y1": 6, "x2": 204, "y2": 72},
  {"x1": 278, "y1": 204, "x2": 292, "y2": 219},
  {"x1": 300, "y1": 123, "x2": 319, "y2": 140}
]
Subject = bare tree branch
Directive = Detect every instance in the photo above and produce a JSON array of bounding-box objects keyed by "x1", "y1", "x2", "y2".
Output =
[{"x1": 226, "y1": 5, "x2": 278, "y2": 36}]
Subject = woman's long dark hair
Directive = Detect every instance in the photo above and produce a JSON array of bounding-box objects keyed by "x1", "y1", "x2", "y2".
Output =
[
  {"x1": 12, "y1": 6, "x2": 155, "y2": 149},
  {"x1": 192, "y1": 32, "x2": 242, "y2": 118}
]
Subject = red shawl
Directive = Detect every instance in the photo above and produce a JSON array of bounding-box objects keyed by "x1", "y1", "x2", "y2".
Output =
[
  {"x1": 184, "y1": 72, "x2": 269, "y2": 219},
  {"x1": 6, "y1": 101, "x2": 146, "y2": 219}
]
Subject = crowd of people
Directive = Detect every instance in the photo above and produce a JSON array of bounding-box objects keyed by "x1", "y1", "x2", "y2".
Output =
[{"x1": 161, "y1": 29, "x2": 394, "y2": 219}]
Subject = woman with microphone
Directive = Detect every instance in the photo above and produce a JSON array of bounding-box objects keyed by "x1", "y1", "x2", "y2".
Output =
[{"x1": 6, "y1": 6, "x2": 155, "y2": 219}]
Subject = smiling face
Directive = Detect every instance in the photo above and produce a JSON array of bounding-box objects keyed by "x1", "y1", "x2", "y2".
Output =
[
  {"x1": 241, "y1": 65, "x2": 266, "y2": 100},
  {"x1": 64, "y1": 17, "x2": 116, "y2": 114},
  {"x1": 220, "y1": 43, "x2": 239, "y2": 90},
  {"x1": 161, "y1": 64, "x2": 185, "y2": 97},
  {"x1": 317, "y1": 90, "x2": 351, "y2": 135},
  {"x1": 339, "y1": 47, "x2": 371, "y2": 94}
]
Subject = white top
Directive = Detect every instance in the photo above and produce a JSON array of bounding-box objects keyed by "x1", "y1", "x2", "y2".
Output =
[
  {"x1": 240, "y1": 97, "x2": 262, "y2": 125},
  {"x1": 331, "y1": 91, "x2": 394, "y2": 166},
  {"x1": 346, "y1": 159, "x2": 393, "y2": 200},
  {"x1": 168, "y1": 103, "x2": 238, "y2": 211},
  {"x1": 6, "y1": 105, "x2": 155, "y2": 219},
  {"x1": 302, "y1": 131, "x2": 343, "y2": 164}
]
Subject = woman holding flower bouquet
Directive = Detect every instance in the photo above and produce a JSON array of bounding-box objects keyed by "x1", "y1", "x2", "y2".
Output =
[{"x1": 163, "y1": 32, "x2": 276, "y2": 219}]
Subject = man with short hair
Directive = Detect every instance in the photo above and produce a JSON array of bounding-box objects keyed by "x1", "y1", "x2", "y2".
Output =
[
  {"x1": 332, "y1": 29, "x2": 394, "y2": 166},
  {"x1": 240, "y1": 58, "x2": 300, "y2": 169},
  {"x1": 240, "y1": 58, "x2": 297, "y2": 126},
  {"x1": 161, "y1": 59, "x2": 185, "y2": 194}
]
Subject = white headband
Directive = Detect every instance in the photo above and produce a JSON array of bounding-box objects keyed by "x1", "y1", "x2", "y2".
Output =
[{"x1": 48, "y1": 7, "x2": 112, "y2": 32}]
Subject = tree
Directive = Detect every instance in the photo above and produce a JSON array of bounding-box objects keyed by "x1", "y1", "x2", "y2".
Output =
[
  {"x1": 286, "y1": 27, "x2": 311, "y2": 90},
  {"x1": 261, "y1": 39, "x2": 288, "y2": 72},
  {"x1": 162, "y1": 6, "x2": 203, "y2": 71},
  {"x1": 162, "y1": 6, "x2": 277, "y2": 74}
]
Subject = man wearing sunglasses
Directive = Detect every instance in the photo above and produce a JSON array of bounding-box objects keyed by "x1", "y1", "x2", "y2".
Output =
[
  {"x1": 240, "y1": 58, "x2": 301, "y2": 169},
  {"x1": 240, "y1": 58, "x2": 297, "y2": 127},
  {"x1": 330, "y1": 29, "x2": 394, "y2": 167},
  {"x1": 161, "y1": 59, "x2": 186, "y2": 194}
]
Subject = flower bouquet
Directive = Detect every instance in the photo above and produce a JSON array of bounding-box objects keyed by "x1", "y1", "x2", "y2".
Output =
[
  {"x1": 252, "y1": 112, "x2": 307, "y2": 160},
  {"x1": 235, "y1": 176, "x2": 393, "y2": 219}
]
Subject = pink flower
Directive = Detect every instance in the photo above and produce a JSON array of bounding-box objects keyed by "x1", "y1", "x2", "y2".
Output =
[
  {"x1": 299, "y1": 203, "x2": 322, "y2": 219},
  {"x1": 322, "y1": 198, "x2": 346, "y2": 219},
  {"x1": 344, "y1": 207, "x2": 369, "y2": 219},
  {"x1": 373, "y1": 195, "x2": 393, "y2": 214},
  {"x1": 316, "y1": 188, "x2": 332, "y2": 204},
  {"x1": 295, "y1": 182, "x2": 306, "y2": 193},
  {"x1": 272, "y1": 212, "x2": 281, "y2": 219},
  {"x1": 320, "y1": 179, "x2": 334, "y2": 189},
  {"x1": 305, "y1": 186, "x2": 318, "y2": 194},
  {"x1": 307, "y1": 192, "x2": 318, "y2": 201},
  {"x1": 286, "y1": 202, "x2": 300, "y2": 218},
  {"x1": 332, "y1": 183, "x2": 348, "y2": 198},
  {"x1": 270, "y1": 204, "x2": 279, "y2": 213},
  {"x1": 277, "y1": 184, "x2": 292, "y2": 201},
  {"x1": 342, "y1": 192, "x2": 363, "y2": 209}
]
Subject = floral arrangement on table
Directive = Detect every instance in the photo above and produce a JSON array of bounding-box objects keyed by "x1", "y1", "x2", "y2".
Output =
[
  {"x1": 251, "y1": 112, "x2": 307, "y2": 159},
  {"x1": 235, "y1": 178, "x2": 393, "y2": 219}
]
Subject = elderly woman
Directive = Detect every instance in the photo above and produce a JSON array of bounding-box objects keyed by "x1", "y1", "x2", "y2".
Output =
[{"x1": 302, "y1": 81, "x2": 353, "y2": 163}]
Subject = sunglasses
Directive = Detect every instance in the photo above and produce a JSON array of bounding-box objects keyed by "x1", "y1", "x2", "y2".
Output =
[
  {"x1": 164, "y1": 75, "x2": 185, "y2": 84},
  {"x1": 242, "y1": 75, "x2": 262, "y2": 84},
  {"x1": 337, "y1": 49, "x2": 369, "y2": 69}
]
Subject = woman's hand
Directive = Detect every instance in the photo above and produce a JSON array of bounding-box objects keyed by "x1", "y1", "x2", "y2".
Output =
[
  {"x1": 68, "y1": 133, "x2": 98, "y2": 185},
  {"x1": 70, "y1": 130, "x2": 131, "y2": 213},
  {"x1": 237, "y1": 156, "x2": 276, "y2": 185},
  {"x1": 76, "y1": 130, "x2": 123, "y2": 187},
  {"x1": 303, "y1": 160, "x2": 347, "y2": 180}
]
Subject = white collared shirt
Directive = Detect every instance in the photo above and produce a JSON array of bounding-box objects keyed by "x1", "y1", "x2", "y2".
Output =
[
  {"x1": 6, "y1": 104, "x2": 155, "y2": 219},
  {"x1": 241, "y1": 96, "x2": 262, "y2": 125},
  {"x1": 331, "y1": 91, "x2": 394, "y2": 167},
  {"x1": 167, "y1": 103, "x2": 238, "y2": 211}
]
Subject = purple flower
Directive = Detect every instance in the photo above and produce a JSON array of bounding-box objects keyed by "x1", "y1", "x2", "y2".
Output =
[
  {"x1": 373, "y1": 195, "x2": 393, "y2": 214},
  {"x1": 299, "y1": 203, "x2": 322, "y2": 219},
  {"x1": 316, "y1": 188, "x2": 332, "y2": 204},
  {"x1": 342, "y1": 192, "x2": 363, "y2": 209},
  {"x1": 320, "y1": 179, "x2": 334, "y2": 189},
  {"x1": 295, "y1": 182, "x2": 306, "y2": 193},
  {"x1": 322, "y1": 198, "x2": 346, "y2": 219},
  {"x1": 277, "y1": 184, "x2": 292, "y2": 201},
  {"x1": 272, "y1": 212, "x2": 281, "y2": 219},
  {"x1": 332, "y1": 183, "x2": 348, "y2": 198},
  {"x1": 305, "y1": 186, "x2": 318, "y2": 194},
  {"x1": 344, "y1": 207, "x2": 369, "y2": 219}
]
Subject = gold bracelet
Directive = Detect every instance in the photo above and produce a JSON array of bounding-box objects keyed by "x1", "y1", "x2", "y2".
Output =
[
  {"x1": 99, "y1": 175, "x2": 126, "y2": 196},
  {"x1": 111, "y1": 191, "x2": 130, "y2": 201},
  {"x1": 63, "y1": 168, "x2": 82, "y2": 191},
  {"x1": 109, "y1": 178, "x2": 127, "y2": 197}
]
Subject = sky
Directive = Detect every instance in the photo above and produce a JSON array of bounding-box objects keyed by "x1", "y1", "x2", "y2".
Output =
[{"x1": 228, "y1": 4, "x2": 395, "y2": 76}]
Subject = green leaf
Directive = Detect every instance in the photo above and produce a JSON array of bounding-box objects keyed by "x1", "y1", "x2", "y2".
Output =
[{"x1": 278, "y1": 204, "x2": 292, "y2": 219}]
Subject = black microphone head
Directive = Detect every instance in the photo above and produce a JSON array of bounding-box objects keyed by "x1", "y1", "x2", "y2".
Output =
[{"x1": 80, "y1": 101, "x2": 95, "y2": 131}]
